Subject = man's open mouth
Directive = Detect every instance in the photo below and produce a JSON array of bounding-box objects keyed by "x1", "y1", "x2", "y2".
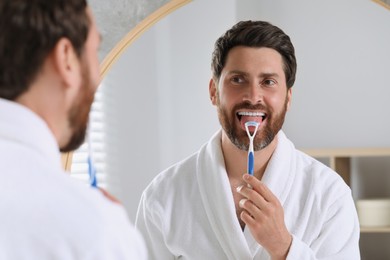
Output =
[{"x1": 236, "y1": 111, "x2": 266, "y2": 122}]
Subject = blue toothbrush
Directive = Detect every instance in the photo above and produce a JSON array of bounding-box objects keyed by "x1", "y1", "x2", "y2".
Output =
[
  {"x1": 87, "y1": 124, "x2": 98, "y2": 188},
  {"x1": 245, "y1": 121, "x2": 260, "y2": 175}
]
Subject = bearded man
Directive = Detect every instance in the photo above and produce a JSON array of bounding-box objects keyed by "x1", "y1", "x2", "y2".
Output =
[{"x1": 136, "y1": 20, "x2": 360, "y2": 260}]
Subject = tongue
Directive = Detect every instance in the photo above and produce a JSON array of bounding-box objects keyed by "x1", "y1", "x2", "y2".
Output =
[{"x1": 240, "y1": 116, "x2": 263, "y2": 132}]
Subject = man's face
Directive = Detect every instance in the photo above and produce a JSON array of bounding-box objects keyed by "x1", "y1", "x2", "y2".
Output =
[
  {"x1": 210, "y1": 46, "x2": 292, "y2": 151},
  {"x1": 60, "y1": 8, "x2": 100, "y2": 152}
]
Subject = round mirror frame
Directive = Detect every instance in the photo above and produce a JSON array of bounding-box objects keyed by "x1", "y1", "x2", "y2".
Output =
[{"x1": 61, "y1": 0, "x2": 192, "y2": 171}]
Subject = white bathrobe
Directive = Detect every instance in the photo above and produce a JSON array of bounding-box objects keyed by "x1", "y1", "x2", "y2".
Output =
[
  {"x1": 136, "y1": 130, "x2": 360, "y2": 260},
  {"x1": 0, "y1": 98, "x2": 147, "y2": 260}
]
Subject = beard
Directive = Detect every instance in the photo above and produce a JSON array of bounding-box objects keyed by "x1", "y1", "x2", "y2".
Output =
[
  {"x1": 60, "y1": 61, "x2": 95, "y2": 153},
  {"x1": 216, "y1": 94, "x2": 288, "y2": 152}
]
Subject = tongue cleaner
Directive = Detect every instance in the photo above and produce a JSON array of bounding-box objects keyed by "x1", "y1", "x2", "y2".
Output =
[{"x1": 245, "y1": 121, "x2": 260, "y2": 175}]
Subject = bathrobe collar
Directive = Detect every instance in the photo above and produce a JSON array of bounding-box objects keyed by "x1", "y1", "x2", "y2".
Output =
[{"x1": 196, "y1": 129, "x2": 296, "y2": 259}]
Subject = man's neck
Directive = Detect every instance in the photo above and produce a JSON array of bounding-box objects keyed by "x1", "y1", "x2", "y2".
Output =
[{"x1": 221, "y1": 131, "x2": 278, "y2": 181}]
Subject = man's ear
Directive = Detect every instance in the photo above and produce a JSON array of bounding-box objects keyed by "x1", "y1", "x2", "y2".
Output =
[
  {"x1": 209, "y1": 78, "x2": 218, "y2": 105},
  {"x1": 286, "y1": 87, "x2": 292, "y2": 111},
  {"x1": 52, "y1": 38, "x2": 81, "y2": 89}
]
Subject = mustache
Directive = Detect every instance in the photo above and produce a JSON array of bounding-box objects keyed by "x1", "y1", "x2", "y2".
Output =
[{"x1": 232, "y1": 101, "x2": 268, "y2": 112}]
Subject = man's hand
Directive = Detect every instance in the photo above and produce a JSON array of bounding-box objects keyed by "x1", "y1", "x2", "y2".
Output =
[
  {"x1": 237, "y1": 174, "x2": 292, "y2": 260},
  {"x1": 98, "y1": 187, "x2": 121, "y2": 204}
]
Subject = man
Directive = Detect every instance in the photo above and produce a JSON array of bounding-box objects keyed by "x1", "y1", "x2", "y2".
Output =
[
  {"x1": 136, "y1": 21, "x2": 360, "y2": 259},
  {"x1": 0, "y1": 0, "x2": 146, "y2": 259}
]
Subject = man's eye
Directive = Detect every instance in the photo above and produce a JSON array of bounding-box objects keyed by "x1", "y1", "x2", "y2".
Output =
[
  {"x1": 263, "y1": 79, "x2": 276, "y2": 86},
  {"x1": 231, "y1": 76, "x2": 244, "y2": 84}
]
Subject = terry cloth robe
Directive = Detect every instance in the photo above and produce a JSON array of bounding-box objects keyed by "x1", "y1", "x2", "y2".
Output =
[
  {"x1": 136, "y1": 130, "x2": 360, "y2": 260},
  {"x1": 0, "y1": 98, "x2": 147, "y2": 260}
]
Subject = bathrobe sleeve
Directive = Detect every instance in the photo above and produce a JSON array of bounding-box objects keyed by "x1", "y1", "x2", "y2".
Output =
[
  {"x1": 286, "y1": 191, "x2": 360, "y2": 259},
  {"x1": 136, "y1": 192, "x2": 175, "y2": 260}
]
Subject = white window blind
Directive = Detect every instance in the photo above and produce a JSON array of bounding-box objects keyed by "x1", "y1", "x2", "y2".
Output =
[{"x1": 70, "y1": 89, "x2": 107, "y2": 188}]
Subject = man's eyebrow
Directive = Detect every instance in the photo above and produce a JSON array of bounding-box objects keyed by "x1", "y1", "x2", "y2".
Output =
[
  {"x1": 259, "y1": 72, "x2": 280, "y2": 78},
  {"x1": 227, "y1": 70, "x2": 280, "y2": 78},
  {"x1": 227, "y1": 70, "x2": 249, "y2": 76}
]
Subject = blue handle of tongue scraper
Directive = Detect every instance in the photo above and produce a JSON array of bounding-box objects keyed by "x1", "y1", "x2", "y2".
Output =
[
  {"x1": 88, "y1": 157, "x2": 98, "y2": 188},
  {"x1": 248, "y1": 151, "x2": 254, "y2": 175}
]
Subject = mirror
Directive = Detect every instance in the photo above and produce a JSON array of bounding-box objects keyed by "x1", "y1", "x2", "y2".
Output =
[
  {"x1": 66, "y1": 0, "x2": 390, "y2": 223},
  {"x1": 372, "y1": 0, "x2": 390, "y2": 9},
  {"x1": 64, "y1": 0, "x2": 390, "y2": 258}
]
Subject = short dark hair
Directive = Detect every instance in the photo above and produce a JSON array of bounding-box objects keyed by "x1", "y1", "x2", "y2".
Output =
[
  {"x1": 0, "y1": 0, "x2": 90, "y2": 100},
  {"x1": 211, "y1": 20, "x2": 297, "y2": 88}
]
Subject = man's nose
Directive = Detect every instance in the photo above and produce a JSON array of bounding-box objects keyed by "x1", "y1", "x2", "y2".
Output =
[{"x1": 242, "y1": 82, "x2": 263, "y2": 104}]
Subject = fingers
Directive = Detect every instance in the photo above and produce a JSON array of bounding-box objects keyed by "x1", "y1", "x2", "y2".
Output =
[
  {"x1": 99, "y1": 187, "x2": 122, "y2": 204},
  {"x1": 240, "y1": 207, "x2": 259, "y2": 226},
  {"x1": 237, "y1": 175, "x2": 291, "y2": 257},
  {"x1": 239, "y1": 197, "x2": 264, "y2": 223},
  {"x1": 236, "y1": 174, "x2": 280, "y2": 219},
  {"x1": 242, "y1": 173, "x2": 276, "y2": 203},
  {"x1": 237, "y1": 184, "x2": 268, "y2": 210},
  {"x1": 239, "y1": 198, "x2": 261, "y2": 215}
]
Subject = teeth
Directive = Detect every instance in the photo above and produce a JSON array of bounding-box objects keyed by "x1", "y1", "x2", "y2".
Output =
[{"x1": 237, "y1": 111, "x2": 265, "y2": 117}]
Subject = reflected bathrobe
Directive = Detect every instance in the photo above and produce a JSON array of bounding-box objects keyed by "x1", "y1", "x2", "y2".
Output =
[{"x1": 136, "y1": 130, "x2": 360, "y2": 259}]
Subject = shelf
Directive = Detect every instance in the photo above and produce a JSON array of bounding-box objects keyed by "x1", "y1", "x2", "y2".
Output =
[
  {"x1": 302, "y1": 148, "x2": 390, "y2": 234},
  {"x1": 301, "y1": 148, "x2": 390, "y2": 186},
  {"x1": 301, "y1": 148, "x2": 390, "y2": 158},
  {"x1": 360, "y1": 226, "x2": 390, "y2": 233}
]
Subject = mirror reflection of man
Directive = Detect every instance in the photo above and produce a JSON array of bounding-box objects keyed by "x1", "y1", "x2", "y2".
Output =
[
  {"x1": 0, "y1": 1, "x2": 146, "y2": 259},
  {"x1": 136, "y1": 21, "x2": 360, "y2": 259}
]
